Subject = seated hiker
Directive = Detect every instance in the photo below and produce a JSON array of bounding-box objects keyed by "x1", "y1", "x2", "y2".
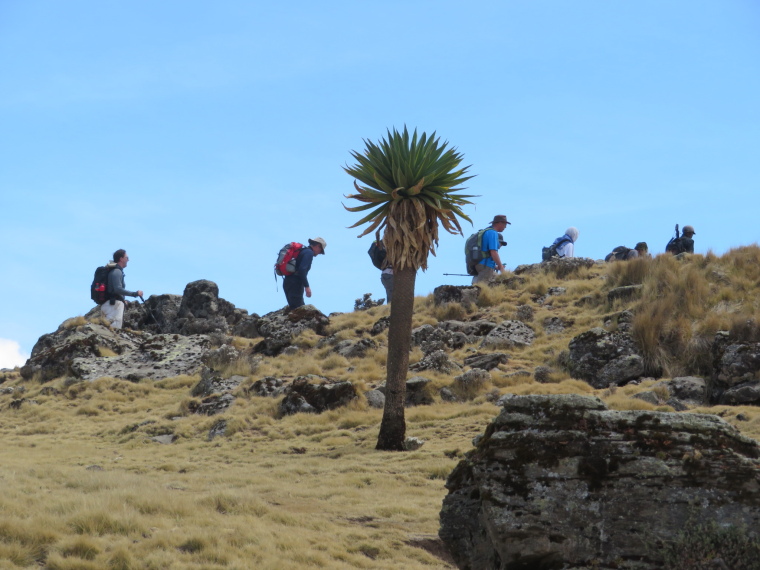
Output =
[
  {"x1": 634, "y1": 242, "x2": 652, "y2": 259},
  {"x1": 472, "y1": 215, "x2": 510, "y2": 284},
  {"x1": 604, "y1": 242, "x2": 651, "y2": 262},
  {"x1": 101, "y1": 249, "x2": 144, "y2": 329},
  {"x1": 550, "y1": 227, "x2": 579, "y2": 259}
]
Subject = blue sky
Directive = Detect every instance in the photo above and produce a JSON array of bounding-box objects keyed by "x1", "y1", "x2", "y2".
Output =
[{"x1": 2, "y1": 1, "x2": 759, "y2": 368}]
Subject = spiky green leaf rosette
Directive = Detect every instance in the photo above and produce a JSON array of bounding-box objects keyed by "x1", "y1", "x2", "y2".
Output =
[{"x1": 343, "y1": 126, "x2": 477, "y2": 271}]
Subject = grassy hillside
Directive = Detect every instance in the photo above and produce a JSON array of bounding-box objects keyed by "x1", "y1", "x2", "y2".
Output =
[{"x1": 1, "y1": 247, "x2": 760, "y2": 569}]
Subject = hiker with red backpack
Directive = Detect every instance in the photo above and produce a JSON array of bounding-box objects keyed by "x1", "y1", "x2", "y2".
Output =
[
  {"x1": 97, "y1": 249, "x2": 143, "y2": 329},
  {"x1": 277, "y1": 237, "x2": 326, "y2": 309}
]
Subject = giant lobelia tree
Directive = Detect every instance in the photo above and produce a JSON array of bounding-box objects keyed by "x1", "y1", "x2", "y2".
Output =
[{"x1": 343, "y1": 127, "x2": 476, "y2": 450}]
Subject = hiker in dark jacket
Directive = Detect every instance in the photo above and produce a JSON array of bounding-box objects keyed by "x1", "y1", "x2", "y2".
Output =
[
  {"x1": 101, "y1": 249, "x2": 143, "y2": 329},
  {"x1": 678, "y1": 226, "x2": 695, "y2": 254},
  {"x1": 283, "y1": 237, "x2": 326, "y2": 309}
]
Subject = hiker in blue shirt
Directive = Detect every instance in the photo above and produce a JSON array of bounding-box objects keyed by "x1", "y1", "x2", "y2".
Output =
[
  {"x1": 472, "y1": 215, "x2": 510, "y2": 284},
  {"x1": 283, "y1": 237, "x2": 326, "y2": 309}
]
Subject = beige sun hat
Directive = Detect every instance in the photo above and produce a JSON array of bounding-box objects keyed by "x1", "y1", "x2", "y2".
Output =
[{"x1": 308, "y1": 237, "x2": 327, "y2": 254}]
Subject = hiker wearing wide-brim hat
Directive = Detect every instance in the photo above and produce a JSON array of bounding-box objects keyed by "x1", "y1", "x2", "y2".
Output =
[
  {"x1": 472, "y1": 215, "x2": 510, "y2": 284},
  {"x1": 283, "y1": 237, "x2": 327, "y2": 309}
]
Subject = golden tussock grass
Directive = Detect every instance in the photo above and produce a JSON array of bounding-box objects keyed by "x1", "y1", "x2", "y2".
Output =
[{"x1": 3, "y1": 248, "x2": 760, "y2": 568}]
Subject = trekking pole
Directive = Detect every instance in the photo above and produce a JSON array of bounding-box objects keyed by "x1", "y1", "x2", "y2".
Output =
[
  {"x1": 443, "y1": 273, "x2": 472, "y2": 277},
  {"x1": 674, "y1": 224, "x2": 680, "y2": 239}
]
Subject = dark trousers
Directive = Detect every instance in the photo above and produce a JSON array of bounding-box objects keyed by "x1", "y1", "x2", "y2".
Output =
[{"x1": 283, "y1": 276, "x2": 305, "y2": 309}]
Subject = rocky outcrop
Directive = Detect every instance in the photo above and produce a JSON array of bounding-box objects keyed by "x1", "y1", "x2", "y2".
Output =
[
  {"x1": 514, "y1": 257, "x2": 596, "y2": 278},
  {"x1": 71, "y1": 333, "x2": 210, "y2": 382},
  {"x1": 278, "y1": 376, "x2": 358, "y2": 416},
  {"x1": 409, "y1": 350, "x2": 462, "y2": 374},
  {"x1": 433, "y1": 285, "x2": 480, "y2": 306},
  {"x1": 411, "y1": 324, "x2": 467, "y2": 353},
  {"x1": 253, "y1": 305, "x2": 330, "y2": 356},
  {"x1": 463, "y1": 352, "x2": 508, "y2": 371},
  {"x1": 449, "y1": 369, "x2": 491, "y2": 400},
  {"x1": 334, "y1": 338, "x2": 377, "y2": 359},
  {"x1": 653, "y1": 376, "x2": 707, "y2": 408},
  {"x1": 174, "y1": 280, "x2": 247, "y2": 335},
  {"x1": 439, "y1": 394, "x2": 760, "y2": 570},
  {"x1": 562, "y1": 327, "x2": 645, "y2": 388},
  {"x1": 21, "y1": 323, "x2": 141, "y2": 382},
  {"x1": 20, "y1": 320, "x2": 212, "y2": 383},
  {"x1": 711, "y1": 332, "x2": 760, "y2": 405},
  {"x1": 480, "y1": 320, "x2": 535, "y2": 349}
]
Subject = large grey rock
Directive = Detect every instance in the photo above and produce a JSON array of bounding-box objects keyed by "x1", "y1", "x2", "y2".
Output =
[
  {"x1": 377, "y1": 376, "x2": 435, "y2": 407},
  {"x1": 714, "y1": 339, "x2": 760, "y2": 390},
  {"x1": 597, "y1": 354, "x2": 645, "y2": 386},
  {"x1": 719, "y1": 382, "x2": 760, "y2": 406},
  {"x1": 409, "y1": 350, "x2": 462, "y2": 374},
  {"x1": 440, "y1": 394, "x2": 760, "y2": 570},
  {"x1": 334, "y1": 338, "x2": 377, "y2": 359},
  {"x1": 411, "y1": 324, "x2": 463, "y2": 352},
  {"x1": 174, "y1": 280, "x2": 246, "y2": 335},
  {"x1": 246, "y1": 376, "x2": 286, "y2": 398},
  {"x1": 563, "y1": 327, "x2": 644, "y2": 388},
  {"x1": 405, "y1": 376, "x2": 435, "y2": 407},
  {"x1": 480, "y1": 320, "x2": 535, "y2": 349},
  {"x1": 122, "y1": 294, "x2": 182, "y2": 333},
  {"x1": 654, "y1": 376, "x2": 707, "y2": 406},
  {"x1": 463, "y1": 352, "x2": 508, "y2": 371},
  {"x1": 21, "y1": 323, "x2": 141, "y2": 382},
  {"x1": 277, "y1": 376, "x2": 358, "y2": 416},
  {"x1": 450, "y1": 369, "x2": 491, "y2": 400},
  {"x1": 433, "y1": 285, "x2": 480, "y2": 306},
  {"x1": 364, "y1": 389, "x2": 385, "y2": 409},
  {"x1": 438, "y1": 320, "x2": 498, "y2": 338},
  {"x1": 253, "y1": 306, "x2": 330, "y2": 356}
]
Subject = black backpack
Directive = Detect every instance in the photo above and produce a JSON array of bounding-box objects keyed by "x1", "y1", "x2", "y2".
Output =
[
  {"x1": 605, "y1": 246, "x2": 633, "y2": 262},
  {"x1": 542, "y1": 237, "x2": 571, "y2": 261},
  {"x1": 464, "y1": 228, "x2": 489, "y2": 276},
  {"x1": 368, "y1": 240, "x2": 387, "y2": 270},
  {"x1": 665, "y1": 224, "x2": 685, "y2": 254},
  {"x1": 91, "y1": 265, "x2": 115, "y2": 304}
]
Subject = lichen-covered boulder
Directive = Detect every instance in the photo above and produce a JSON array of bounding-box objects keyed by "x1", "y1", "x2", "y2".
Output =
[
  {"x1": 440, "y1": 394, "x2": 760, "y2": 570},
  {"x1": 480, "y1": 320, "x2": 535, "y2": 349},
  {"x1": 277, "y1": 376, "x2": 358, "y2": 416},
  {"x1": 21, "y1": 323, "x2": 142, "y2": 382},
  {"x1": 563, "y1": 327, "x2": 645, "y2": 388},
  {"x1": 433, "y1": 285, "x2": 480, "y2": 306}
]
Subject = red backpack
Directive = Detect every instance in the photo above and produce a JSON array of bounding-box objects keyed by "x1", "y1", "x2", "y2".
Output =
[{"x1": 274, "y1": 242, "x2": 303, "y2": 276}]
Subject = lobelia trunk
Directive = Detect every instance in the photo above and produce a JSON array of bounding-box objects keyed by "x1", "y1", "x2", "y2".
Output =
[{"x1": 376, "y1": 265, "x2": 417, "y2": 450}]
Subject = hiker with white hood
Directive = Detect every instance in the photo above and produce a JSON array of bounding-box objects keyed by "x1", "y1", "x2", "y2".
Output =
[{"x1": 551, "y1": 227, "x2": 579, "y2": 258}]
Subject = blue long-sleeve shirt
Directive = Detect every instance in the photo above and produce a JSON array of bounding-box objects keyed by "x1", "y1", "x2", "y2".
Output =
[{"x1": 293, "y1": 246, "x2": 315, "y2": 287}]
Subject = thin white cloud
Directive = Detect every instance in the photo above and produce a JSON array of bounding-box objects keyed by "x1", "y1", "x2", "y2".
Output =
[{"x1": 0, "y1": 338, "x2": 29, "y2": 369}]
